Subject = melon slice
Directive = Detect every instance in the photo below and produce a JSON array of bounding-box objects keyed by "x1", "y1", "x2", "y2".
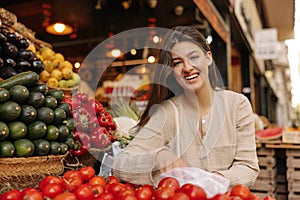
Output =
[{"x1": 255, "y1": 127, "x2": 284, "y2": 140}]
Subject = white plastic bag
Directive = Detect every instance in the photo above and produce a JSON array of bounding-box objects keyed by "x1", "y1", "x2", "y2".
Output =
[{"x1": 160, "y1": 167, "x2": 230, "y2": 198}]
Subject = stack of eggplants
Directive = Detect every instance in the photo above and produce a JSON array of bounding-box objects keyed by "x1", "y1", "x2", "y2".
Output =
[{"x1": 0, "y1": 27, "x2": 44, "y2": 79}]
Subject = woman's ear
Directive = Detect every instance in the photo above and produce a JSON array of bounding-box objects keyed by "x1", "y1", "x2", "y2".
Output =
[{"x1": 206, "y1": 51, "x2": 213, "y2": 66}]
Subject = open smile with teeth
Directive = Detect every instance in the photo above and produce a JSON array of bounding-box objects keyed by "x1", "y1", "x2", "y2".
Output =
[{"x1": 184, "y1": 73, "x2": 200, "y2": 80}]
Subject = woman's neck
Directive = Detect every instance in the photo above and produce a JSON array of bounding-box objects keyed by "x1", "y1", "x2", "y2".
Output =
[{"x1": 180, "y1": 85, "x2": 214, "y2": 117}]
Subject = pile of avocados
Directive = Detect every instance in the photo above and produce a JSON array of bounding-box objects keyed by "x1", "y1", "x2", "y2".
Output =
[{"x1": 0, "y1": 71, "x2": 76, "y2": 158}]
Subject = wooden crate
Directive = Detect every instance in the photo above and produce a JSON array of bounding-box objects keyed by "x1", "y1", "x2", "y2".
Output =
[
  {"x1": 250, "y1": 147, "x2": 289, "y2": 199},
  {"x1": 251, "y1": 190, "x2": 286, "y2": 200},
  {"x1": 288, "y1": 179, "x2": 300, "y2": 192},
  {"x1": 250, "y1": 177, "x2": 277, "y2": 193},
  {"x1": 288, "y1": 192, "x2": 300, "y2": 200},
  {"x1": 286, "y1": 149, "x2": 300, "y2": 199},
  {"x1": 250, "y1": 147, "x2": 277, "y2": 193}
]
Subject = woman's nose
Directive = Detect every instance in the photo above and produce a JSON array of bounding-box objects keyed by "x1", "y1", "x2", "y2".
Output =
[{"x1": 183, "y1": 60, "x2": 193, "y2": 72}]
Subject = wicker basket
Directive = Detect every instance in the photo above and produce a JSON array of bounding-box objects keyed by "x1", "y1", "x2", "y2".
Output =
[{"x1": 0, "y1": 153, "x2": 68, "y2": 193}]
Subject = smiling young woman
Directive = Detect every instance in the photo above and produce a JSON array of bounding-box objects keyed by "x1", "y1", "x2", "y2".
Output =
[{"x1": 112, "y1": 26, "x2": 259, "y2": 188}]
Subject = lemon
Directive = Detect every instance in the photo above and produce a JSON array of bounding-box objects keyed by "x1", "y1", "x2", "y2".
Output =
[
  {"x1": 55, "y1": 53, "x2": 65, "y2": 62},
  {"x1": 40, "y1": 47, "x2": 55, "y2": 60},
  {"x1": 72, "y1": 72, "x2": 81, "y2": 85},
  {"x1": 47, "y1": 77, "x2": 59, "y2": 88},
  {"x1": 59, "y1": 80, "x2": 68, "y2": 88},
  {"x1": 39, "y1": 70, "x2": 50, "y2": 82},
  {"x1": 52, "y1": 59, "x2": 63, "y2": 70},
  {"x1": 44, "y1": 60, "x2": 54, "y2": 72},
  {"x1": 50, "y1": 69, "x2": 63, "y2": 81},
  {"x1": 62, "y1": 60, "x2": 73, "y2": 70},
  {"x1": 62, "y1": 68, "x2": 73, "y2": 80},
  {"x1": 66, "y1": 79, "x2": 75, "y2": 88}
]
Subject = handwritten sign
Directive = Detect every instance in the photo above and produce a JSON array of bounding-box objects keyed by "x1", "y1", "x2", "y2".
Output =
[{"x1": 255, "y1": 28, "x2": 278, "y2": 60}]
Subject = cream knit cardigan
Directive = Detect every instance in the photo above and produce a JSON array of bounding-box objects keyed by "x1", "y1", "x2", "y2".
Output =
[{"x1": 112, "y1": 90, "x2": 260, "y2": 187}]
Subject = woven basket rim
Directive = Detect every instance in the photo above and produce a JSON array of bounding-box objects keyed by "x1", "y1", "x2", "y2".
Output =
[{"x1": 0, "y1": 152, "x2": 69, "y2": 165}]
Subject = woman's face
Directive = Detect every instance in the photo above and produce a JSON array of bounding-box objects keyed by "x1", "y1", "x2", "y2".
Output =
[{"x1": 170, "y1": 41, "x2": 212, "y2": 93}]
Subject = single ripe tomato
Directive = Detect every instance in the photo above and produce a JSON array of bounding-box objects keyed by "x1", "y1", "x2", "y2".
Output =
[
  {"x1": 21, "y1": 188, "x2": 40, "y2": 198},
  {"x1": 94, "y1": 193, "x2": 114, "y2": 200},
  {"x1": 247, "y1": 193, "x2": 262, "y2": 200},
  {"x1": 170, "y1": 192, "x2": 190, "y2": 200},
  {"x1": 39, "y1": 175, "x2": 64, "y2": 191},
  {"x1": 64, "y1": 175, "x2": 83, "y2": 192},
  {"x1": 178, "y1": 183, "x2": 207, "y2": 200},
  {"x1": 74, "y1": 184, "x2": 94, "y2": 200},
  {"x1": 230, "y1": 185, "x2": 250, "y2": 200},
  {"x1": 88, "y1": 176, "x2": 107, "y2": 188},
  {"x1": 210, "y1": 193, "x2": 231, "y2": 200},
  {"x1": 117, "y1": 189, "x2": 136, "y2": 199},
  {"x1": 158, "y1": 177, "x2": 180, "y2": 192},
  {"x1": 156, "y1": 187, "x2": 175, "y2": 200},
  {"x1": 42, "y1": 183, "x2": 65, "y2": 199},
  {"x1": 135, "y1": 185, "x2": 156, "y2": 200},
  {"x1": 53, "y1": 192, "x2": 77, "y2": 200},
  {"x1": 21, "y1": 190, "x2": 43, "y2": 200},
  {"x1": 91, "y1": 184, "x2": 105, "y2": 198},
  {"x1": 120, "y1": 194, "x2": 138, "y2": 200},
  {"x1": 79, "y1": 166, "x2": 95, "y2": 182},
  {"x1": 107, "y1": 175, "x2": 120, "y2": 185},
  {"x1": 1, "y1": 189, "x2": 22, "y2": 200},
  {"x1": 63, "y1": 170, "x2": 84, "y2": 182},
  {"x1": 107, "y1": 182, "x2": 126, "y2": 198}
]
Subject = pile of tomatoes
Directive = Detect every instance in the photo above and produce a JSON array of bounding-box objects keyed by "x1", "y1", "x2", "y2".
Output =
[{"x1": 0, "y1": 166, "x2": 276, "y2": 200}]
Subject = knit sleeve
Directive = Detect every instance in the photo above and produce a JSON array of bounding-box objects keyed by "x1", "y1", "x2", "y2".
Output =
[
  {"x1": 217, "y1": 94, "x2": 260, "y2": 187},
  {"x1": 112, "y1": 101, "x2": 177, "y2": 186}
]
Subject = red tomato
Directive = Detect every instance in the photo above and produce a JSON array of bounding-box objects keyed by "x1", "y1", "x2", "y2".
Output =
[
  {"x1": 92, "y1": 185, "x2": 105, "y2": 197},
  {"x1": 89, "y1": 176, "x2": 107, "y2": 188},
  {"x1": 79, "y1": 166, "x2": 96, "y2": 182},
  {"x1": 210, "y1": 193, "x2": 231, "y2": 200},
  {"x1": 53, "y1": 192, "x2": 77, "y2": 200},
  {"x1": 39, "y1": 175, "x2": 64, "y2": 191},
  {"x1": 107, "y1": 175, "x2": 120, "y2": 185},
  {"x1": 230, "y1": 185, "x2": 250, "y2": 200},
  {"x1": 263, "y1": 196, "x2": 275, "y2": 200},
  {"x1": 158, "y1": 177, "x2": 180, "y2": 192},
  {"x1": 124, "y1": 183, "x2": 136, "y2": 191},
  {"x1": 120, "y1": 194, "x2": 138, "y2": 200},
  {"x1": 230, "y1": 197, "x2": 243, "y2": 200},
  {"x1": 64, "y1": 175, "x2": 83, "y2": 192},
  {"x1": 246, "y1": 193, "x2": 262, "y2": 200},
  {"x1": 117, "y1": 189, "x2": 136, "y2": 199},
  {"x1": 63, "y1": 170, "x2": 84, "y2": 181},
  {"x1": 107, "y1": 182, "x2": 126, "y2": 198},
  {"x1": 21, "y1": 190, "x2": 43, "y2": 200},
  {"x1": 1, "y1": 189, "x2": 21, "y2": 200},
  {"x1": 170, "y1": 192, "x2": 190, "y2": 200},
  {"x1": 135, "y1": 185, "x2": 156, "y2": 200},
  {"x1": 178, "y1": 183, "x2": 207, "y2": 200},
  {"x1": 21, "y1": 188, "x2": 39, "y2": 198},
  {"x1": 94, "y1": 193, "x2": 114, "y2": 200},
  {"x1": 156, "y1": 187, "x2": 175, "y2": 200},
  {"x1": 74, "y1": 184, "x2": 94, "y2": 200},
  {"x1": 42, "y1": 183, "x2": 65, "y2": 199}
]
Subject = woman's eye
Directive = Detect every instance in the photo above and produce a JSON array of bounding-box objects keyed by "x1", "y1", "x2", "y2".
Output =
[
  {"x1": 173, "y1": 61, "x2": 182, "y2": 67},
  {"x1": 190, "y1": 55, "x2": 200, "y2": 60}
]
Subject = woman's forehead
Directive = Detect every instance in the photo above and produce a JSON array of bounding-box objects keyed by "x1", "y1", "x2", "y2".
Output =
[{"x1": 170, "y1": 41, "x2": 203, "y2": 57}]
